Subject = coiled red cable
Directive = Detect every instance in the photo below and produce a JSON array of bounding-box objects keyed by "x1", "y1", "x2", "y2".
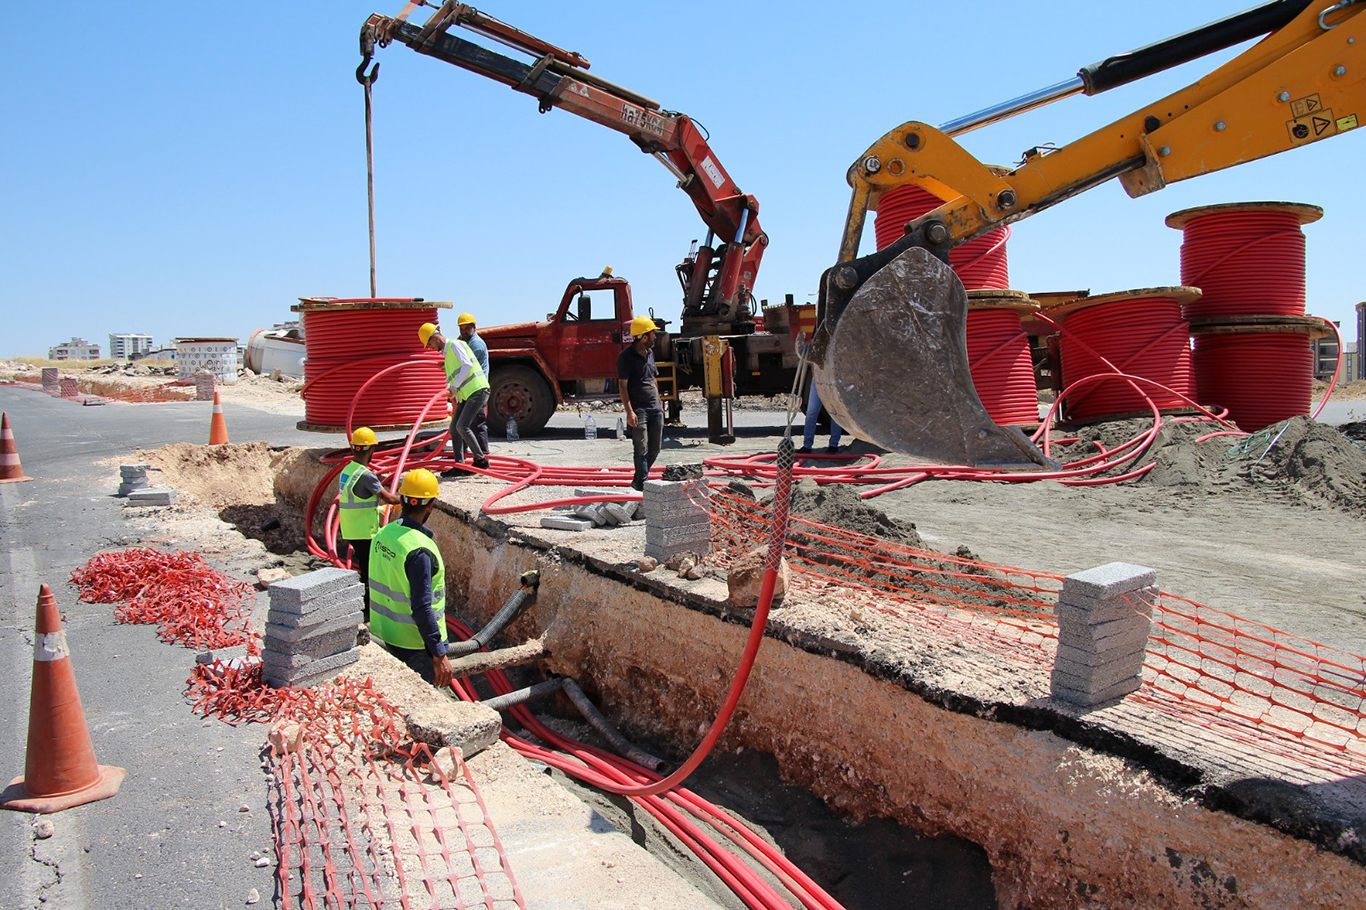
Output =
[
  {"x1": 966, "y1": 308, "x2": 1038, "y2": 425},
  {"x1": 1193, "y1": 331, "x2": 1314, "y2": 433},
  {"x1": 1054, "y1": 295, "x2": 1194, "y2": 422},
  {"x1": 1174, "y1": 208, "x2": 1311, "y2": 319},
  {"x1": 873, "y1": 184, "x2": 1010, "y2": 289},
  {"x1": 300, "y1": 306, "x2": 447, "y2": 427}
]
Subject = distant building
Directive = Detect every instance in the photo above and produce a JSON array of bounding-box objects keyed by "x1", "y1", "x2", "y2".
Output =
[
  {"x1": 1357, "y1": 302, "x2": 1365, "y2": 382},
  {"x1": 48, "y1": 337, "x2": 101, "y2": 361},
  {"x1": 109, "y1": 333, "x2": 154, "y2": 361},
  {"x1": 1345, "y1": 342, "x2": 1359, "y2": 386},
  {"x1": 135, "y1": 346, "x2": 178, "y2": 362}
]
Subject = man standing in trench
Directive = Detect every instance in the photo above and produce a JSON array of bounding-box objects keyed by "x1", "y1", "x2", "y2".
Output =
[
  {"x1": 337, "y1": 426, "x2": 401, "y2": 629},
  {"x1": 419, "y1": 322, "x2": 490, "y2": 478},
  {"x1": 367, "y1": 468, "x2": 453, "y2": 689},
  {"x1": 617, "y1": 315, "x2": 663, "y2": 492}
]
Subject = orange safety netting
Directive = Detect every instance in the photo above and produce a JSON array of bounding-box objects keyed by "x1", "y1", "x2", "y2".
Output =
[{"x1": 708, "y1": 488, "x2": 1366, "y2": 777}]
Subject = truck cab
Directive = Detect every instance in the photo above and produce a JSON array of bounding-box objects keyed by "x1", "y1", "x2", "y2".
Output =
[{"x1": 479, "y1": 272, "x2": 646, "y2": 436}]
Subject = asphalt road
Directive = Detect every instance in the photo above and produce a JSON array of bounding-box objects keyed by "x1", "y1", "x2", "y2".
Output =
[{"x1": 0, "y1": 389, "x2": 322, "y2": 910}]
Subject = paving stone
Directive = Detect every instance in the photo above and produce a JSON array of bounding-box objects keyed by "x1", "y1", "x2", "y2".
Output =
[
  {"x1": 1055, "y1": 586, "x2": 1158, "y2": 625},
  {"x1": 541, "y1": 516, "x2": 594, "y2": 531},
  {"x1": 263, "y1": 645, "x2": 361, "y2": 681},
  {"x1": 269, "y1": 582, "x2": 364, "y2": 618},
  {"x1": 1057, "y1": 622, "x2": 1152, "y2": 656},
  {"x1": 1052, "y1": 655, "x2": 1148, "y2": 692},
  {"x1": 125, "y1": 489, "x2": 177, "y2": 506},
  {"x1": 645, "y1": 525, "x2": 712, "y2": 548},
  {"x1": 1055, "y1": 639, "x2": 1148, "y2": 670},
  {"x1": 644, "y1": 540, "x2": 710, "y2": 561},
  {"x1": 573, "y1": 503, "x2": 609, "y2": 526},
  {"x1": 1060, "y1": 563, "x2": 1157, "y2": 601},
  {"x1": 603, "y1": 503, "x2": 634, "y2": 525},
  {"x1": 264, "y1": 648, "x2": 361, "y2": 689},
  {"x1": 267, "y1": 626, "x2": 359, "y2": 663},
  {"x1": 265, "y1": 609, "x2": 360, "y2": 641},
  {"x1": 267, "y1": 568, "x2": 362, "y2": 610},
  {"x1": 1051, "y1": 673, "x2": 1143, "y2": 707}
]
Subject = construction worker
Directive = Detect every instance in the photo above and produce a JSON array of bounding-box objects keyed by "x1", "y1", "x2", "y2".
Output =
[
  {"x1": 419, "y1": 322, "x2": 490, "y2": 478},
  {"x1": 617, "y1": 315, "x2": 663, "y2": 491},
  {"x1": 456, "y1": 312, "x2": 490, "y2": 457},
  {"x1": 337, "y1": 427, "x2": 402, "y2": 624},
  {"x1": 367, "y1": 468, "x2": 453, "y2": 689}
]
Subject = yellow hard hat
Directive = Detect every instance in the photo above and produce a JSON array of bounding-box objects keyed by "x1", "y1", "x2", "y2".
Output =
[
  {"x1": 350, "y1": 426, "x2": 378, "y2": 447},
  {"x1": 629, "y1": 315, "x2": 659, "y2": 338},
  {"x1": 456, "y1": 312, "x2": 476, "y2": 326},
  {"x1": 398, "y1": 468, "x2": 439, "y2": 502},
  {"x1": 418, "y1": 322, "x2": 439, "y2": 346}
]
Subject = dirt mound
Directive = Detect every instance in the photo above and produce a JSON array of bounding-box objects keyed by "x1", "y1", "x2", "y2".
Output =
[
  {"x1": 783, "y1": 480, "x2": 924, "y2": 548},
  {"x1": 137, "y1": 442, "x2": 286, "y2": 508},
  {"x1": 1239, "y1": 417, "x2": 1366, "y2": 515}
]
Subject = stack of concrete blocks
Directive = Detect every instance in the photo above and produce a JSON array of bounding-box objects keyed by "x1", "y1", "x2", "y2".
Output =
[
  {"x1": 194, "y1": 371, "x2": 217, "y2": 401},
  {"x1": 1050, "y1": 562, "x2": 1157, "y2": 707},
  {"x1": 41, "y1": 368, "x2": 59, "y2": 394},
  {"x1": 642, "y1": 478, "x2": 711, "y2": 561},
  {"x1": 117, "y1": 463, "x2": 151, "y2": 497},
  {"x1": 59, "y1": 377, "x2": 81, "y2": 400},
  {"x1": 263, "y1": 567, "x2": 363, "y2": 688},
  {"x1": 539, "y1": 488, "x2": 639, "y2": 532}
]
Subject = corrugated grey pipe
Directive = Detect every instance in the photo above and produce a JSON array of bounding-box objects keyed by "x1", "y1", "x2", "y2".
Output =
[
  {"x1": 561, "y1": 679, "x2": 671, "y2": 775},
  {"x1": 480, "y1": 677, "x2": 566, "y2": 713},
  {"x1": 449, "y1": 569, "x2": 540, "y2": 658}
]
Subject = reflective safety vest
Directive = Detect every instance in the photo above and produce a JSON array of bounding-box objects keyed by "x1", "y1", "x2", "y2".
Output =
[
  {"x1": 337, "y1": 461, "x2": 380, "y2": 541},
  {"x1": 367, "y1": 522, "x2": 447, "y2": 651},
  {"x1": 445, "y1": 339, "x2": 491, "y2": 403}
]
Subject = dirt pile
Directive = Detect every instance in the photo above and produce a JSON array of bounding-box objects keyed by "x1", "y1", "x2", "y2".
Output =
[{"x1": 137, "y1": 442, "x2": 284, "y2": 508}]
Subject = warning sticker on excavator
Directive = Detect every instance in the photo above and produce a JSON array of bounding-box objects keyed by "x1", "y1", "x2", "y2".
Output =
[
  {"x1": 1290, "y1": 94, "x2": 1323, "y2": 118},
  {"x1": 1286, "y1": 107, "x2": 1337, "y2": 144},
  {"x1": 1338, "y1": 113, "x2": 1359, "y2": 132}
]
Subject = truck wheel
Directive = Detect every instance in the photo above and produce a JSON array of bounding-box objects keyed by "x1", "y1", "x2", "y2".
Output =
[{"x1": 489, "y1": 365, "x2": 555, "y2": 437}]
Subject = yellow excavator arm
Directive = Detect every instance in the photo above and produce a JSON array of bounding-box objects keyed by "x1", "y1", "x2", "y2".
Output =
[{"x1": 815, "y1": 0, "x2": 1363, "y2": 467}]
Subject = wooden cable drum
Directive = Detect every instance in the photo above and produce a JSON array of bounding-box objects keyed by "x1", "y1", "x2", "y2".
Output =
[
  {"x1": 966, "y1": 289, "x2": 1039, "y2": 426},
  {"x1": 1190, "y1": 315, "x2": 1331, "y2": 433},
  {"x1": 1166, "y1": 201, "x2": 1322, "y2": 320},
  {"x1": 292, "y1": 297, "x2": 453, "y2": 432},
  {"x1": 874, "y1": 184, "x2": 1011, "y2": 289},
  {"x1": 1044, "y1": 287, "x2": 1200, "y2": 424}
]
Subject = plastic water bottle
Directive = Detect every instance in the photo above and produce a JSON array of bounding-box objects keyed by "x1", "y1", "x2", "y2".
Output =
[
  {"x1": 616, "y1": 417, "x2": 625, "y2": 439},
  {"x1": 506, "y1": 414, "x2": 519, "y2": 441},
  {"x1": 584, "y1": 413, "x2": 597, "y2": 440}
]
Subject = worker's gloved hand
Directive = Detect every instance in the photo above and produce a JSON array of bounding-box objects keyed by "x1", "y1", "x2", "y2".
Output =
[{"x1": 433, "y1": 654, "x2": 453, "y2": 690}]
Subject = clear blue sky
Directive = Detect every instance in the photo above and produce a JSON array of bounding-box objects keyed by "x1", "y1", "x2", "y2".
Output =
[{"x1": 5, "y1": 1, "x2": 1361, "y2": 359}]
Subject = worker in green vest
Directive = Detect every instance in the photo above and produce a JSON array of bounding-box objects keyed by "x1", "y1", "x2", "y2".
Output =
[
  {"x1": 337, "y1": 426, "x2": 401, "y2": 624},
  {"x1": 419, "y1": 321, "x2": 491, "y2": 478},
  {"x1": 367, "y1": 467, "x2": 453, "y2": 688}
]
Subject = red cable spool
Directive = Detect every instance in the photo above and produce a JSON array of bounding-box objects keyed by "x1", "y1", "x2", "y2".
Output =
[
  {"x1": 293, "y1": 298, "x2": 453, "y2": 431},
  {"x1": 1166, "y1": 201, "x2": 1322, "y2": 320},
  {"x1": 1046, "y1": 287, "x2": 1199, "y2": 424},
  {"x1": 873, "y1": 184, "x2": 1010, "y2": 289},
  {"x1": 1190, "y1": 317, "x2": 1328, "y2": 433},
  {"x1": 966, "y1": 290, "x2": 1039, "y2": 426}
]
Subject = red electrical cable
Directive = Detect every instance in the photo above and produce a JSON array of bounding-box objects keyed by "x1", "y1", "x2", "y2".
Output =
[
  {"x1": 873, "y1": 184, "x2": 1010, "y2": 289},
  {"x1": 1193, "y1": 330, "x2": 1315, "y2": 433},
  {"x1": 966, "y1": 308, "x2": 1038, "y2": 425},
  {"x1": 1054, "y1": 295, "x2": 1194, "y2": 422},
  {"x1": 1176, "y1": 209, "x2": 1308, "y2": 319},
  {"x1": 301, "y1": 306, "x2": 448, "y2": 427}
]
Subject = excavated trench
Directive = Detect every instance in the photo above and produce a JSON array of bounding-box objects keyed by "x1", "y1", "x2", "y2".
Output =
[{"x1": 268, "y1": 446, "x2": 1366, "y2": 910}]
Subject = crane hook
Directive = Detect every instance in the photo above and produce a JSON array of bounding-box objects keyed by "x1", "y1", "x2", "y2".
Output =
[{"x1": 356, "y1": 55, "x2": 380, "y2": 87}]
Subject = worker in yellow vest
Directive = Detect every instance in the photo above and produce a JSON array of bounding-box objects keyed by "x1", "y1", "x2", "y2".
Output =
[
  {"x1": 418, "y1": 322, "x2": 490, "y2": 479},
  {"x1": 337, "y1": 426, "x2": 401, "y2": 624},
  {"x1": 368, "y1": 468, "x2": 452, "y2": 688}
]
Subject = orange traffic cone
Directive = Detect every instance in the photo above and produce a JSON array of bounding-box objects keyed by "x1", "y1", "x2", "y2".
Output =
[
  {"x1": 209, "y1": 392, "x2": 230, "y2": 445},
  {"x1": 1, "y1": 585, "x2": 125, "y2": 814},
  {"x1": 0, "y1": 413, "x2": 32, "y2": 483}
]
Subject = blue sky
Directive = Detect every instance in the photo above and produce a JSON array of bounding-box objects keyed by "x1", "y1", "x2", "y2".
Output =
[{"x1": 5, "y1": 1, "x2": 1361, "y2": 358}]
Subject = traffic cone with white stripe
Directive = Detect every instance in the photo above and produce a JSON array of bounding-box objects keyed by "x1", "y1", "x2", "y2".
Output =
[
  {"x1": 1, "y1": 585, "x2": 125, "y2": 814},
  {"x1": 209, "y1": 392, "x2": 229, "y2": 445},
  {"x1": 0, "y1": 413, "x2": 32, "y2": 483}
]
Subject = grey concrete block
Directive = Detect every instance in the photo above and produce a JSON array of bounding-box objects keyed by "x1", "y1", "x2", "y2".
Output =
[
  {"x1": 266, "y1": 626, "x2": 359, "y2": 664},
  {"x1": 1051, "y1": 672, "x2": 1142, "y2": 707},
  {"x1": 1058, "y1": 622, "x2": 1151, "y2": 657},
  {"x1": 603, "y1": 503, "x2": 633, "y2": 525},
  {"x1": 263, "y1": 645, "x2": 361, "y2": 680},
  {"x1": 265, "y1": 607, "x2": 360, "y2": 639},
  {"x1": 195, "y1": 644, "x2": 253, "y2": 666},
  {"x1": 642, "y1": 478, "x2": 711, "y2": 501},
  {"x1": 644, "y1": 540, "x2": 710, "y2": 562},
  {"x1": 1055, "y1": 586, "x2": 1157, "y2": 625},
  {"x1": 125, "y1": 489, "x2": 177, "y2": 506},
  {"x1": 1052, "y1": 655, "x2": 1147, "y2": 693},
  {"x1": 645, "y1": 524, "x2": 712, "y2": 548},
  {"x1": 573, "y1": 488, "x2": 621, "y2": 499},
  {"x1": 640, "y1": 499, "x2": 710, "y2": 521},
  {"x1": 1055, "y1": 639, "x2": 1147, "y2": 670},
  {"x1": 119, "y1": 463, "x2": 151, "y2": 474},
  {"x1": 264, "y1": 648, "x2": 361, "y2": 688},
  {"x1": 541, "y1": 516, "x2": 594, "y2": 531},
  {"x1": 267, "y1": 568, "x2": 362, "y2": 610},
  {"x1": 573, "y1": 503, "x2": 609, "y2": 526},
  {"x1": 1061, "y1": 563, "x2": 1157, "y2": 601},
  {"x1": 269, "y1": 582, "x2": 363, "y2": 618}
]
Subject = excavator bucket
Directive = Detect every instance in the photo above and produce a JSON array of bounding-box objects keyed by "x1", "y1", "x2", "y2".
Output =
[{"x1": 812, "y1": 246, "x2": 1054, "y2": 470}]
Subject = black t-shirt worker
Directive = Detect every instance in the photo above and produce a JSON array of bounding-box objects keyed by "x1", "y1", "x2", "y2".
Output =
[{"x1": 617, "y1": 316, "x2": 663, "y2": 492}]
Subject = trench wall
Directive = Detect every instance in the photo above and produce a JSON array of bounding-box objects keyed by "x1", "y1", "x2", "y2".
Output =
[{"x1": 276, "y1": 450, "x2": 1366, "y2": 909}]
